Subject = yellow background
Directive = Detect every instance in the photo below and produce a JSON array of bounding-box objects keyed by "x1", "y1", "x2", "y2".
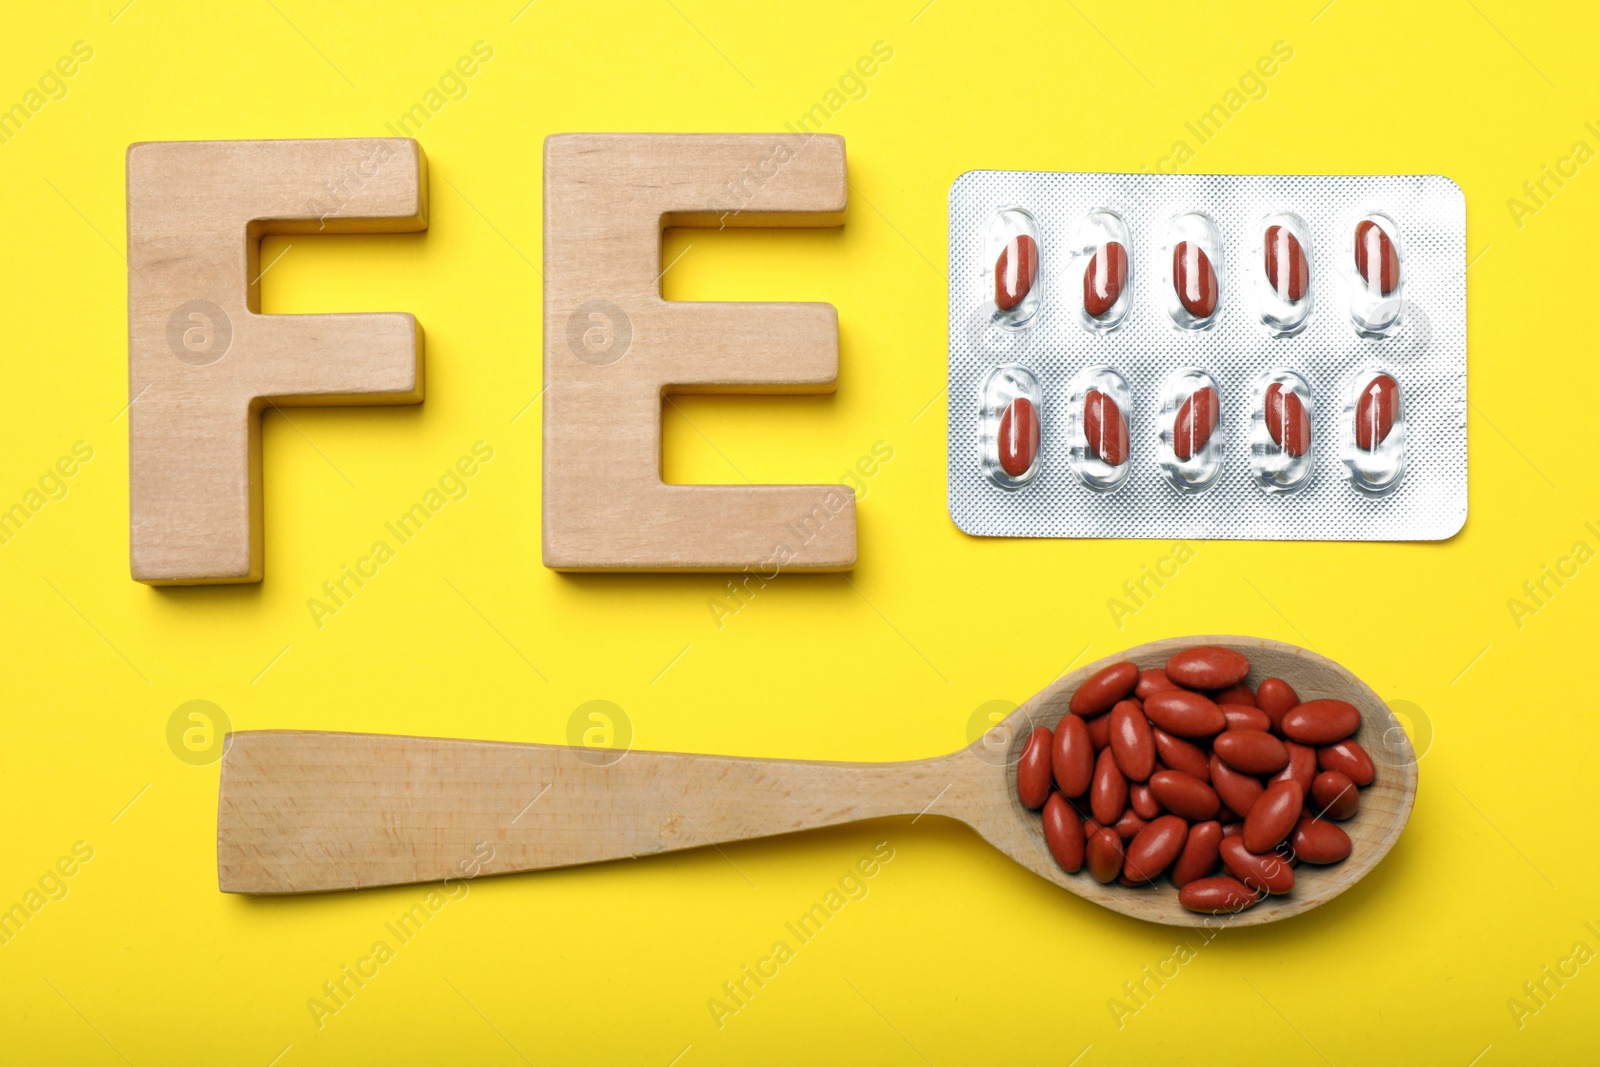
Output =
[{"x1": 1, "y1": 0, "x2": 1595, "y2": 1062}]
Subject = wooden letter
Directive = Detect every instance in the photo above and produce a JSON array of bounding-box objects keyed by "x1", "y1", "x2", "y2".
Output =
[
  {"x1": 128, "y1": 138, "x2": 428, "y2": 584},
  {"x1": 542, "y1": 133, "x2": 855, "y2": 571}
]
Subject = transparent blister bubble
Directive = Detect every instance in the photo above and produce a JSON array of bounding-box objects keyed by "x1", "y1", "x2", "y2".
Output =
[
  {"x1": 1342, "y1": 366, "x2": 1405, "y2": 495},
  {"x1": 1346, "y1": 211, "x2": 1405, "y2": 337},
  {"x1": 1158, "y1": 368, "x2": 1224, "y2": 494},
  {"x1": 1250, "y1": 369, "x2": 1314, "y2": 494},
  {"x1": 983, "y1": 207, "x2": 1042, "y2": 329},
  {"x1": 1255, "y1": 212, "x2": 1313, "y2": 336},
  {"x1": 980, "y1": 364, "x2": 1043, "y2": 490},
  {"x1": 1067, "y1": 365, "x2": 1132, "y2": 491},
  {"x1": 1069, "y1": 209, "x2": 1132, "y2": 333},
  {"x1": 1161, "y1": 212, "x2": 1223, "y2": 331}
]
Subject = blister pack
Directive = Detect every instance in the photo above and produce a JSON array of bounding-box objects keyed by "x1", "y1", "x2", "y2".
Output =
[{"x1": 947, "y1": 171, "x2": 1466, "y2": 541}]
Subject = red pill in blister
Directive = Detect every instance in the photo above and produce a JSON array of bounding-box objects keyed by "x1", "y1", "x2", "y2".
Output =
[
  {"x1": 1084, "y1": 390, "x2": 1129, "y2": 466},
  {"x1": 997, "y1": 396, "x2": 1040, "y2": 478},
  {"x1": 1173, "y1": 386, "x2": 1220, "y2": 462},
  {"x1": 995, "y1": 233, "x2": 1039, "y2": 312},
  {"x1": 1264, "y1": 224, "x2": 1310, "y2": 303},
  {"x1": 1355, "y1": 220, "x2": 1399, "y2": 296},
  {"x1": 1265, "y1": 382, "x2": 1311, "y2": 458},
  {"x1": 1173, "y1": 241, "x2": 1219, "y2": 318},
  {"x1": 1083, "y1": 241, "x2": 1129, "y2": 318},
  {"x1": 1355, "y1": 374, "x2": 1400, "y2": 451}
]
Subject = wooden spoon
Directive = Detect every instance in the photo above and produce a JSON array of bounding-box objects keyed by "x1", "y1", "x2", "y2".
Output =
[{"x1": 218, "y1": 635, "x2": 1417, "y2": 926}]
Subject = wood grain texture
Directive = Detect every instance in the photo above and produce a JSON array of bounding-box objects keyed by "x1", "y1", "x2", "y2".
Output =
[
  {"x1": 128, "y1": 138, "x2": 428, "y2": 584},
  {"x1": 217, "y1": 636, "x2": 1417, "y2": 927},
  {"x1": 541, "y1": 133, "x2": 855, "y2": 571}
]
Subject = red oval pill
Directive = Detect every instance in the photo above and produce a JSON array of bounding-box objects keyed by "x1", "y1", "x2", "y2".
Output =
[
  {"x1": 1110, "y1": 701, "x2": 1156, "y2": 782},
  {"x1": 1083, "y1": 240, "x2": 1129, "y2": 318},
  {"x1": 1071, "y1": 661, "x2": 1139, "y2": 716},
  {"x1": 1052, "y1": 713, "x2": 1094, "y2": 798},
  {"x1": 1090, "y1": 746, "x2": 1128, "y2": 826},
  {"x1": 1136, "y1": 668, "x2": 1180, "y2": 701},
  {"x1": 1222, "y1": 704, "x2": 1272, "y2": 732},
  {"x1": 1355, "y1": 374, "x2": 1400, "y2": 451},
  {"x1": 1214, "y1": 729, "x2": 1290, "y2": 775},
  {"x1": 1112, "y1": 809, "x2": 1148, "y2": 841},
  {"x1": 1318, "y1": 739, "x2": 1376, "y2": 787},
  {"x1": 1173, "y1": 386, "x2": 1220, "y2": 461},
  {"x1": 1256, "y1": 677, "x2": 1300, "y2": 728},
  {"x1": 1264, "y1": 224, "x2": 1309, "y2": 303},
  {"x1": 1209, "y1": 752, "x2": 1265, "y2": 817},
  {"x1": 1179, "y1": 876, "x2": 1260, "y2": 914},
  {"x1": 1265, "y1": 382, "x2": 1311, "y2": 458},
  {"x1": 1311, "y1": 770, "x2": 1360, "y2": 820},
  {"x1": 1086, "y1": 712, "x2": 1111, "y2": 752},
  {"x1": 1086, "y1": 828, "x2": 1124, "y2": 883},
  {"x1": 1145, "y1": 690, "x2": 1226, "y2": 738},
  {"x1": 1017, "y1": 726, "x2": 1053, "y2": 809},
  {"x1": 1173, "y1": 241, "x2": 1219, "y2": 318},
  {"x1": 1148, "y1": 769, "x2": 1221, "y2": 821},
  {"x1": 1355, "y1": 220, "x2": 1399, "y2": 296},
  {"x1": 1130, "y1": 782, "x2": 1162, "y2": 820},
  {"x1": 1166, "y1": 646, "x2": 1250, "y2": 690},
  {"x1": 1084, "y1": 389, "x2": 1130, "y2": 466},
  {"x1": 1244, "y1": 779, "x2": 1304, "y2": 853},
  {"x1": 997, "y1": 397, "x2": 1039, "y2": 478},
  {"x1": 1221, "y1": 836, "x2": 1295, "y2": 895},
  {"x1": 1123, "y1": 815, "x2": 1188, "y2": 883},
  {"x1": 1290, "y1": 816, "x2": 1352, "y2": 864},
  {"x1": 1153, "y1": 728, "x2": 1210, "y2": 781},
  {"x1": 1042, "y1": 792, "x2": 1085, "y2": 873},
  {"x1": 995, "y1": 233, "x2": 1039, "y2": 311},
  {"x1": 1281, "y1": 699, "x2": 1361, "y2": 745},
  {"x1": 1171, "y1": 820, "x2": 1222, "y2": 888},
  {"x1": 1271, "y1": 741, "x2": 1318, "y2": 797},
  {"x1": 1213, "y1": 683, "x2": 1256, "y2": 708}
]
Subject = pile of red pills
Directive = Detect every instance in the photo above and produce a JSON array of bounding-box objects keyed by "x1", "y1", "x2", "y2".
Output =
[{"x1": 1014, "y1": 645, "x2": 1376, "y2": 914}]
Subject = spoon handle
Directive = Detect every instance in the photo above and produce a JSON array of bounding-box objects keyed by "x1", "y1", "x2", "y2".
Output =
[{"x1": 218, "y1": 730, "x2": 969, "y2": 893}]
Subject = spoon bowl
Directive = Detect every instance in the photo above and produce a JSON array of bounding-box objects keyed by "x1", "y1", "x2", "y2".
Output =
[
  {"x1": 218, "y1": 635, "x2": 1416, "y2": 926},
  {"x1": 958, "y1": 634, "x2": 1417, "y2": 926}
]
